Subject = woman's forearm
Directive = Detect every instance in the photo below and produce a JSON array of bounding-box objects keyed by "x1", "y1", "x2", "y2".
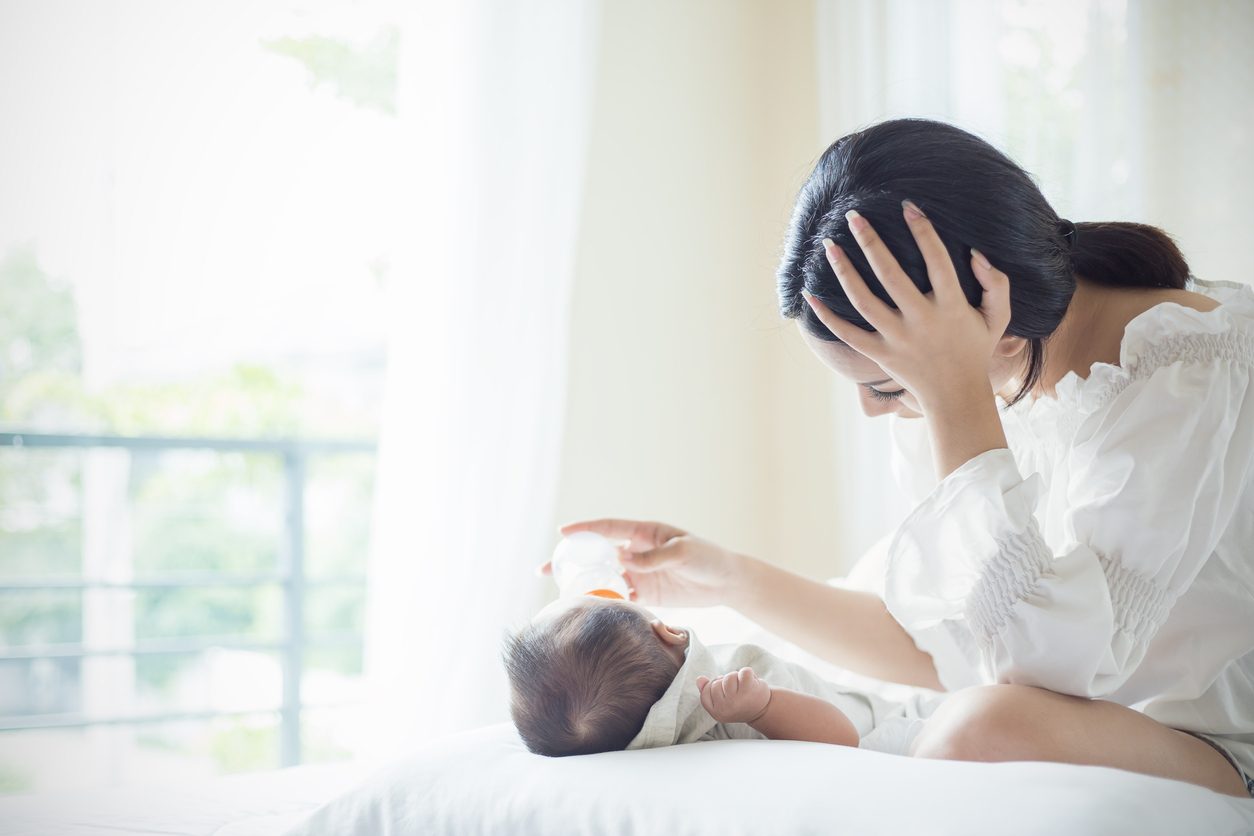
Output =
[{"x1": 727, "y1": 555, "x2": 943, "y2": 690}]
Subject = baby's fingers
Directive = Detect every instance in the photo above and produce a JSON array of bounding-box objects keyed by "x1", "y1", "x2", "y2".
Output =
[
  {"x1": 696, "y1": 676, "x2": 710, "y2": 692},
  {"x1": 700, "y1": 678, "x2": 726, "y2": 715}
]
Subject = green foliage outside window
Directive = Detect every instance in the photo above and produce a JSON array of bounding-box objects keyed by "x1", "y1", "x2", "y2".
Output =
[{"x1": 0, "y1": 248, "x2": 373, "y2": 772}]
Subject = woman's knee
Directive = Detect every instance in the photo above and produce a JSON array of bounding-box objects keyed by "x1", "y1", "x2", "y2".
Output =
[{"x1": 910, "y1": 684, "x2": 1057, "y2": 763}]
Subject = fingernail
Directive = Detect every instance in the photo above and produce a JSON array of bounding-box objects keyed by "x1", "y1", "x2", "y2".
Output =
[
  {"x1": 533, "y1": 565, "x2": 545, "y2": 577},
  {"x1": 800, "y1": 287, "x2": 813, "y2": 302},
  {"x1": 970, "y1": 248, "x2": 992, "y2": 270},
  {"x1": 821, "y1": 237, "x2": 835, "y2": 250},
  {"x1": 845, "y1": 209, "x2": 867, "y2": 233},
  {"x1": 902, "y1": 200, "x2": 924, "y2": 220}
]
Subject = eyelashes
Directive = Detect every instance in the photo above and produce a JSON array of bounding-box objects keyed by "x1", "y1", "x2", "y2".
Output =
[{"x1": 864, "y1": 385, "x2": 906, "y2": 402}]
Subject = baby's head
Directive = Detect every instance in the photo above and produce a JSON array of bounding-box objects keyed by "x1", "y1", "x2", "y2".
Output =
[{"x1": 503, "y1": 595, "x2": 688, "y2": 756}]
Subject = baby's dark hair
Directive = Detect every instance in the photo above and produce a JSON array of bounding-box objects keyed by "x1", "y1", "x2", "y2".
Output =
[{"x1": 503, "y1": 603, "x2": 680, "y2": 757}]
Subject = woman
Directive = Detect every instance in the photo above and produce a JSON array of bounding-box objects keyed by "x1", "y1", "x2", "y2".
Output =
[{"x1": 559, "y1": 120, "x2": 1254, "y2": 797}]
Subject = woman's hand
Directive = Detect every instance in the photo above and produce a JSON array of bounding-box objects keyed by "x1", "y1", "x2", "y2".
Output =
[
  {"x1": 806, "y1": 202, "x2": 1010, "y2": 478},
  {"x1": 539, "y1": 519, "x2": 745, "y2": 608},
  {"x1": 806, "y1": 203, "x2": 1011, "y2": 409}
]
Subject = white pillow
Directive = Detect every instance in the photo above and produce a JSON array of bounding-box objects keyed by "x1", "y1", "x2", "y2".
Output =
[{"x1": 285, "y1": 723, "x2": 1254, "y2": 836}]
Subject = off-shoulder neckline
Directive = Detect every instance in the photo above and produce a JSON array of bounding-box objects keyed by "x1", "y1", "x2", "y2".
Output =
[{"x1": 1008, "y1": 279, "x2": 1254, "y2": 418}]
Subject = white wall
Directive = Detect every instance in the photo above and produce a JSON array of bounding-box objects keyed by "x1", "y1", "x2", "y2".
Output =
[
  {"x1": 551, "y1": 0, "x2": 1254, "y2": 594},
  {"x1": 1137, "y1": 0, "x2": 1254, "y2": 286},
  {"x1": 552, "y1": 0, "x2": 849, "y2": 583}
]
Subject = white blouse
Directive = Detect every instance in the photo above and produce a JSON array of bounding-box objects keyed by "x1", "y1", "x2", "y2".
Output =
[{"x1": 881, "y1": 279, "x2": 1254, "y2": 742}]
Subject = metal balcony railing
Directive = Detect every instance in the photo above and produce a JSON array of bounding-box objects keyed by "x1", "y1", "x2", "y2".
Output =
[{"x1": 0, "y1": 431, "x2": 376, "y2": 767}]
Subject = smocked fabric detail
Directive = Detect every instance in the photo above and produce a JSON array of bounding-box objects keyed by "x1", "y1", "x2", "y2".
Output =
[
  {"x1": 1086, "y1": 330, "x2": 1254, "y2": 415},
  {"x1": 1098, "y1": 551, "x2": 1176, "y2": 645},
  {"x1": 965, "y1": 521, "x2": 1052, "y2": 651}
]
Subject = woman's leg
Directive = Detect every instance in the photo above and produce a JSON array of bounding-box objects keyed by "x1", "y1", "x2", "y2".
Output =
[{"x1": 909, "y1": 684, "x2": 1249, "y2": 797}]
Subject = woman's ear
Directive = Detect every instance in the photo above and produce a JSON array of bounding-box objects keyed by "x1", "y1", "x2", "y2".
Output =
[
  {"x1": 994, "y1": 333, "x2": 1028, "y2": 358},
  {"x1": 650, "y1": 619, "x2": 688, "y2": 646}
]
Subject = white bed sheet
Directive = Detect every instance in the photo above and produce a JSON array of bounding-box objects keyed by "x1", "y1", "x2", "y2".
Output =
[
  {"x1": 284, "y1": 722, "x2": 1254, "y2": 836},
  {"x1": 0, "y1": 760, "x2": 363, "y2": 836},
  {"x1": 6, "y1": 606, "x2": 1254, "y2": 836},
  {"x1": 3, "y1": 727, "x2": 1253, "y2": 836}
]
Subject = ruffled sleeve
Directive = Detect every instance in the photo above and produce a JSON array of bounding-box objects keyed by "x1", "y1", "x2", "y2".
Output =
[{"x1": 884, "y1": 297, "x2": 1254, "y2": 696}]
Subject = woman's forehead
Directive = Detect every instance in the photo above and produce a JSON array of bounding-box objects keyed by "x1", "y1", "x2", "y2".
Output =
[{"x1": 797, "y1": 325, "x2": 893, "y2": 384}]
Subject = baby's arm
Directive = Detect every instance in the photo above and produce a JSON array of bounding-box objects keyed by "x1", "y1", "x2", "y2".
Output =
[{"x1": 696, "y1": 667, "x2": 859, "y2": 747}]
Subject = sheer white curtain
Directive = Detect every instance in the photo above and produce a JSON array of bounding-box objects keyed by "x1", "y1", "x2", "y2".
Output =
[
  {"x1": 363, "y1": 0, "x2": 601, "y2": 760},
  {"x1": 815, "y1": 0, "x2": 1009, "y2": 567},
  {"x1": 814, "y1": 0, "x2": 1254, "y2": 566}
]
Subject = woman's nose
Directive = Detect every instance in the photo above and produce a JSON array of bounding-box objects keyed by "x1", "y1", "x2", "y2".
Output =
[{"x1": 858, "y1": 388, "x2": 900, "y2": 418}]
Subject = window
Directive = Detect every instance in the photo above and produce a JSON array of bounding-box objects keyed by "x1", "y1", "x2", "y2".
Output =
[{"x1": 0, "y1": 2, "x2": 401, "y2": 792}]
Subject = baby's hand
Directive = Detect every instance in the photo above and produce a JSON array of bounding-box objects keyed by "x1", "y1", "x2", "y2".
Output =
[{"x1": 696, "y1": 667, "x2": 771, "y2": 724}]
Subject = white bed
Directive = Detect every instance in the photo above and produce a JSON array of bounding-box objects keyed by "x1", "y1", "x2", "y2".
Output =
[
  {"x1": 5, "y1": 607, "x2": 1254, "y2": 835},
  {"x1": 4, "y1": 723, "x2": 1253, "y2": 836},
  {"x1": 0, "y1": 760, "x2": 364, "y2": 836}
]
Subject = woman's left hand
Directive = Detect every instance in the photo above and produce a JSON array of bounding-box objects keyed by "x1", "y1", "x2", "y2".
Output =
[
  {"x1": 804, "y1": 202, "x2": 1010, "y2": 413},
  {"x1": 805, "y1": 202, "x2": 1012, "y2": 478}
]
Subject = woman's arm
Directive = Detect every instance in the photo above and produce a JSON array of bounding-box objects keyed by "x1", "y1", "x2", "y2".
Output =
[
  {"x1": 552, "y1": 519, "x2": 942, "y2": 689},
  {"x1": 801, "y1": 206, "x2": 1254, "y2": 698},
  {"x1": 729, "y1": 556, "x2": 943, "y2": 690}
]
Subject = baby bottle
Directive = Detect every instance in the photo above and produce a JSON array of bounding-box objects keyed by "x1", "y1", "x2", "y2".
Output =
[{"x1": 550, "y1": 531, "x2": 631, "y2": 600}]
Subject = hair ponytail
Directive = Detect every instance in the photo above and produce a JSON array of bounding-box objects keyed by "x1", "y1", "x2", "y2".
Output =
[
  {"x1": 778, "y1": 120, "x2": 1199, "y2": 406},
  {"x1": 1068, "y1": 222, "x2": 1191, "y2": 290}
]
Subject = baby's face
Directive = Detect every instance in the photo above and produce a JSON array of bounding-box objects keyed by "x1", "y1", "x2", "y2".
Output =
[{"x1": 533, "y1": 595, "x2": 690, "y2": 668}]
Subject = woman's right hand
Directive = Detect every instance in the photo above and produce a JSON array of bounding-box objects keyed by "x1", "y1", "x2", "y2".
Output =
[{"x1": 540, "y1": 519, "x2": 748, "y2": 608}]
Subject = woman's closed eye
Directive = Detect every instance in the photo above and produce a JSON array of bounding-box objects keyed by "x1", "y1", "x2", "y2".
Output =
[{"x1": 863, "y1": 384, "x2": 906, "y2": 402}]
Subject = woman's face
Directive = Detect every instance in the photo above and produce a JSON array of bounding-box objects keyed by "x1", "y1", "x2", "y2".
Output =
[{"x1": 799, "y1": 325, "x2": 1023, "y2": 418}]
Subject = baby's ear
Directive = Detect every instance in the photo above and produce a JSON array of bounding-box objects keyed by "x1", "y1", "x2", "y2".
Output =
[{"x1": 650, "y1": 618, "x2": 688, "y2": 646}]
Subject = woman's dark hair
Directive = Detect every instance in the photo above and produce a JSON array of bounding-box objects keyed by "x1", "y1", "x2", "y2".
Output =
[{"x1": 776, "y1": 119, "x2": 1191, "y2": 404}]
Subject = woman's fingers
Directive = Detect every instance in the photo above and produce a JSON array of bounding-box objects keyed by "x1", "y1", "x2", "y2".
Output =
[
  {"x1": 803, "y1": 288, "x2": 882, "y2": 357},
  {"x1": 970, "y1": 249, "x2": 1012, "y2": 332},
  {"x1": 902, "y1": 201, "x2": 963, "y2": 304},
  {"x1": 843, "y1": 210, "x2": 926, "y2": 314},
  {"x1": 557, "y1": 518, "x2": 686, "y2": 551},
  {"x1": 823, "y1": 238, "x2": 900, "y2": 333},
  {"x1": 620, "y1": 534, "x2": 688, "y2": 573}
]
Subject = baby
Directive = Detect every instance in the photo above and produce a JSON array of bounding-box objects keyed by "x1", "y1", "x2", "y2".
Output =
[{"x1": 504, "y1": 593, "x2": 926, "y2": 757}]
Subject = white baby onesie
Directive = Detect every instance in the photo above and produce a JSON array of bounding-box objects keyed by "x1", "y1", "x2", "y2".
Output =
[{"x1": 626, "y1": 629, "x2": 942, "y2": 755}]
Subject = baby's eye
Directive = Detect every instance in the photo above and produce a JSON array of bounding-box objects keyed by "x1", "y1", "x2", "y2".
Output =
[{"x1": 864, "y1": 385, "x2": 905, "y2": 402}]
